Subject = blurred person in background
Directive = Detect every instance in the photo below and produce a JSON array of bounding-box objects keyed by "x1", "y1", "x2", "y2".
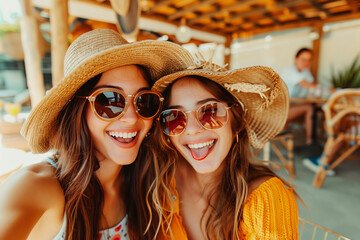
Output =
[{"x1": 281, "y1": 48, "x2": 316, "y2": 145}]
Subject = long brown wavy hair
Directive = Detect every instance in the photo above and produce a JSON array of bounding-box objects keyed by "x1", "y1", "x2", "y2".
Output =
[
  {"x1": 50, "y1": 66, "x2": 164, "y2": 240},
  {"x1": 147, "y1": 75, "x2": 298, "y2": 240}
]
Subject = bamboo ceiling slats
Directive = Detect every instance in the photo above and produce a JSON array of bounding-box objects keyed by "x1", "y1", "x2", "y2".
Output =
[
  {"x1": 63, "y1": 0, "x2": 360, "y2": 38},
  {"x1": 138, "y1": 0, "x2": 360, "y2": 37}
]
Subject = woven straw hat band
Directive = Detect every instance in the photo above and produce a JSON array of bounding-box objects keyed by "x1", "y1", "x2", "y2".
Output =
[{"x1": 64, "y1": 29, "x2": 129, "y2": 77}]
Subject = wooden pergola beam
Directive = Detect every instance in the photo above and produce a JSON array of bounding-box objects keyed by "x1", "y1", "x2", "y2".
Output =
[
  {"x1": 224, "y1": 35, "x2": 232, "y2": 68},
  {"x1": 309, "y1": 0, "x2": 329, "y2": 17},
  {"x1": 228, "y1": 0, "x2": 308, "y2": 21},
  {"x1": 234, "y1": 19, "x2": 312, "y2": 35},
  {"x1": 32, "y1": 0, "x2": 226, "y2": 43},
  {"x1": 139, "y1": 14, "x2": 227, "y2": 41},
  {"x1": 311, "y1": 23, "x2": 323, "y2": 84},
  {"x1": 50, "y1": 0, "x2": 69, "y2": 86},
  {"x1": 188, "y1": 0, "x2": 262, "y2": 25},
  {"x1": 169, "y1": 0, "x2": 219, "y2": 20},
  {"x1": 344, "y1": 0, "x2": 359, "y2": 13},
  {"x1": 322, "y1": 11, "x2": 360, "y2": 24},
  {"x1": 223, "y1": 0, "x2": 308, "y2": 31},
  {"x1": 235, "y1": 12, "x2": 360, "y2": 37},
  {"x1": 188, "y1": 0, "x2": 311, "y2": 25},
  {"x1": 146, "y1": 0, "x2": 174, "y2": 14},
  {"x1": 19, "y1": 0, "x2": 45, "y2": 107}
]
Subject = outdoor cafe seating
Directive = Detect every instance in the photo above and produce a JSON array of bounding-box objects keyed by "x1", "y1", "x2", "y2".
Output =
[
  {"x1": 263, "y1": 131, "x2": 295, "y2": 179},
  {"x1": 262, "y1": 86, "x2": 330, "y2": 180},
  {"x1": 298, "y1": 217, "x2": 350, "y2": 240},
  {"x1": 313, "y1": 89, "x2": 360, "y2": 188}
]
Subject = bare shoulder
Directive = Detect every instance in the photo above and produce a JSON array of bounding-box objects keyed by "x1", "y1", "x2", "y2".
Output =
[
  {"x1": 0, "y1": 162, "x2": 64, "y2": 239},
  {"x1": 0, "y1": 161, "x2": 64, "y2": 211},
  {"x1": 247, "y1": 176, "x2": 274, "y2": 197}
]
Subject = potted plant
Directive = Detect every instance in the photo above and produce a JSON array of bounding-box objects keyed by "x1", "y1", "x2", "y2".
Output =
[{"x1": 331, "y1": 56, "x2": 360, "y2": 89}]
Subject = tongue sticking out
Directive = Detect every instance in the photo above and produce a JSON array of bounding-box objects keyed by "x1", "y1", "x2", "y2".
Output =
[
  {"x1": 190, "y1": 145, "x2": 210, "y2": 160},
  {"x1": 115, "y1": 137, "x2": 134, "y2": 143}
]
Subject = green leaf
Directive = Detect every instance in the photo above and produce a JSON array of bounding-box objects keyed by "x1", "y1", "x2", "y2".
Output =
[
  {"x1": 330, "y1": 55, "x2": 360, "y2": 88},
  {"x1": 350, "y1": 69, "x2": 360, "y2": 88}
]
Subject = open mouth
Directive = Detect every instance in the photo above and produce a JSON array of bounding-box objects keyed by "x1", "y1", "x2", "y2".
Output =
[
  {"x1": 108, "y1": 131, "x2": 138, "y2": 144},
  {"x1": 186, "y1": 139, "x2": 216, "y2": 160}
]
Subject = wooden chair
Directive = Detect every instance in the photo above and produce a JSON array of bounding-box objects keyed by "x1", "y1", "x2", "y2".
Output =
[
  {"x1": 299, "y1": 217, "x2": 351, "y2": 240},
  {"x1": 263, "y1": 131, "x2": 295, "y2": 179},
  {"x1": 313, "y1": 89, "x2": 360, "y2": 188}
]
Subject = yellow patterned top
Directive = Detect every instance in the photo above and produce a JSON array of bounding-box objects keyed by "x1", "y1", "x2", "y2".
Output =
[{"x1": 159, "y1": 177, "x2": 298, "y2": 239}]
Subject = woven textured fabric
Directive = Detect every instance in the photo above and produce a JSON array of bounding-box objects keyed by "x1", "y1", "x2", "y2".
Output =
[
  {"x1": 158, "y1": 177, "x2": 298, "y2": 240},
  {"x1": 152, "y1": 65, "x2": 289, "y2": 148},
  {"x1": 240, "y1": 177, "x2": 299, "y2": 239},
  {"x1": 21, "y1": 29, "x2": 194, "y2": 153}
]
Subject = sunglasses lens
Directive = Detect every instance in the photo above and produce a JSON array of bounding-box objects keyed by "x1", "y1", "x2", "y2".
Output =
[
  {"x1": 198, "y1": 102, "x2": 228, "y2": 129},
  {"x1": 94, "y1": 91, "x2": 126, "y2": 119},
  {"x1": 160, "y1": 110, "x2": 186, "y2": 136},
  {"x1": 136, "y1": 93, "x2": 161, "y2": 118}
]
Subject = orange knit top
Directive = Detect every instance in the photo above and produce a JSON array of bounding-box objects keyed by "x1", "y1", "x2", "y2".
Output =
[{"x1": 159, "y1": 177, "x2": 298, "y2": 240}]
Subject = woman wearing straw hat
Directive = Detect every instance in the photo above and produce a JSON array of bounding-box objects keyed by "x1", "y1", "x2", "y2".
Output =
[
  {"x1": 0, "y1": 29, "x2": 193, "y2": 240},
  {"x1": 149, "y1": 62, "x2": 300, "y2": 239}
]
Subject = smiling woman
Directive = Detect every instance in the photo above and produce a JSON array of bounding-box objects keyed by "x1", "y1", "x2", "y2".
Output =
[
  {"x1": 0, "y1": 29, "x2": 193, "y2": 240},
  {"x1": 83, "y1": 66, "x2": 155, "y2": 165},
  {"x1": 149, "y1": 62, "x2": 300, "y2": 240},
  {"x1": 161, "y1": 78, "x2": 234, "y2": 174}
]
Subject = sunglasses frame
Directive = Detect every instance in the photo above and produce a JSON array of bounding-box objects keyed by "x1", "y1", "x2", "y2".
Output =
[
  {"x1": 160, "y1": 101, "x2": 231, "y2": 136},
  {"x1": 78, "y1": 87, "x2": 164, "y2": 121}
]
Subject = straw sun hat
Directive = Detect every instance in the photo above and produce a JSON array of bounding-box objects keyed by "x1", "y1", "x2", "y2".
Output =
[
  {"x1": 152, "y1": 61, "x2": 289, "y2": 149},
  {"x1": 21, "y1": 29, "x2": 194, "y2": 153}
]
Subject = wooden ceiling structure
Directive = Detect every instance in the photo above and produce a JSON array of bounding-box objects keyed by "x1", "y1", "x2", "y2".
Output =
[
  {"x1": 138, "y1": 0, "x2": 360, "y2": 76},
  {"x1": 140, "y1": 0, "x2": 360, "y2": 39},
  {"x1": 20, "y1": 0, "x2": 360, "y2": 105}
]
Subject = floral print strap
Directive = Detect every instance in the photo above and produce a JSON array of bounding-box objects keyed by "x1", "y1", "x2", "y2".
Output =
[{"x1": 98, "y1": 215, "x2": 129, "y2": 240}]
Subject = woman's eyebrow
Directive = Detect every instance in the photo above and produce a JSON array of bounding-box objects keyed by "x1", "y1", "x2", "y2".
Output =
[
  {"x1": 92, "y1": 85, "x2": 150, "y2": 93},
  {"x1": 168, "y1": 98, "x2": 219, "y2": 109},
  {"x1": 197, "y1": 98, "x2": 218, "y2": 105},
  {"x1": 136, "y1": 87, "x2": 151, "y2": 93},
  {"x1": 93, "y1": 85, "x2": 121, "y2": 90}
]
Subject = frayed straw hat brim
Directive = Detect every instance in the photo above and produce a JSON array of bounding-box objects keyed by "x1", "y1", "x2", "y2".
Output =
[
  {"x1": 152, "y1": 66, "x2": 289, "y2": 148},
  {"x1": 21, "y1": 29, "x2": 194, "y2": 153}
]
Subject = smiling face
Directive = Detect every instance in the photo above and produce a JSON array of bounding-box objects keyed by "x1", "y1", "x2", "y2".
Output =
[
  {"x1": 167, "y1": 77, "x2": 234, "y2": 174},
  {"x1": 86, "y1": 65, "x2": 153, "y2": 166}
]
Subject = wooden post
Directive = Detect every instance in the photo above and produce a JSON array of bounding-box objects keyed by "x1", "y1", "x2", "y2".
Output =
[
  {"x1": 19, "y1": 0, "x2": 45, "y2": 107},
  {"x1": 50, "y1": 0, "x2": 69, "y2": 86},
  {"x1": 311, "y1": 23, "x2": 323, "y2": 84},
  {"x1": 224, "y1": 35, "x2": 232, "y2": 69}
]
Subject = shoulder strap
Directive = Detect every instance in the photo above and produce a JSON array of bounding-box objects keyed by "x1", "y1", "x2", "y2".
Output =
[{"x1": 44, "y1": 157, "x2": 57, "y2": 168}]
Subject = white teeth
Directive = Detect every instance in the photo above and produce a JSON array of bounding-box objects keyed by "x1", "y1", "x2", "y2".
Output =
[
  {"x1": 109, "y1": 131, "x2": 137, "y2": 138},
  {"x1": 188, "y1": 140, "x2": 215, "y2": 149}
]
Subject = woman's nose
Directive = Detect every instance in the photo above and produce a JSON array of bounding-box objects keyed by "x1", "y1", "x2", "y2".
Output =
[
  {"x1": 184, "y1": 111, "x2": 203, "y2": 135},
  {"x1": 119, "y1": 100, "x2": 138, "y2": 124}
]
